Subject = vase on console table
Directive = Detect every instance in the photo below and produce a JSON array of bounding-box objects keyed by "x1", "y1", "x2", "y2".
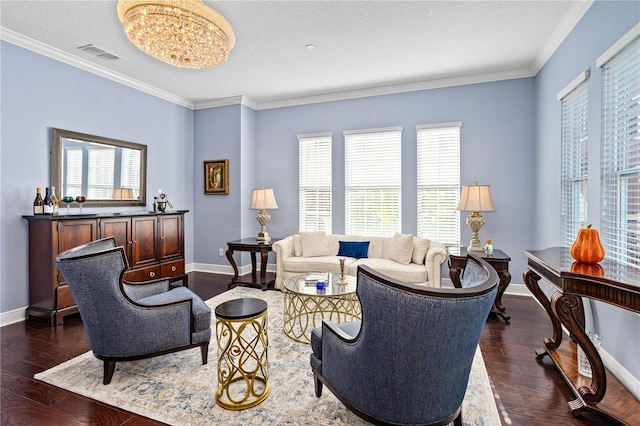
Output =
[{"x1": 337, "y1": 258, "x2": 347, "y2": 285}]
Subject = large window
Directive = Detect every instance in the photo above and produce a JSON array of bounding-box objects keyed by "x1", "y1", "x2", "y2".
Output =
[
  {"x1": 598, "y1": 32, "x2": 639, "y2": 268},
  {"x1": 416, "y1": 123, "x2": 461, "y2": 247},
  {"x1": 298, "y1": 133, "x2": 332, "y2": 232},
  {"x1": 344, "y1": 127, "x2": 402, "y2": 236},
  {"x1": 559, "y1": 71, "x2": 589, "y2": 247}
]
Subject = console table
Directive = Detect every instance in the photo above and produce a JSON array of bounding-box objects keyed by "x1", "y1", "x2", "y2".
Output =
[
  {"x1": 524, "y1": 248, "x2": 640, "y2": 425},
  {"x1": 449, "y1": 247, "x2": 511, "y2": 322},
  {"x1": 226, "y1": 238, "x2": 280, "y2": 291}
]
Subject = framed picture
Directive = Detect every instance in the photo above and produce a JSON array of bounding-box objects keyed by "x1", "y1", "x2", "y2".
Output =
[{"x1": 203, "y1": 159, "x2": 229, "y2": 194}]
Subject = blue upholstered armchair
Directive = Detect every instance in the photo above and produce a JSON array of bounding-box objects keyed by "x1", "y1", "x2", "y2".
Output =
[
  {"x1": 55, "y1": 237, "x2": 211, "y2": 385},
  {"x1": 310, "y1": 256, "x2": 498, "y2": 426}
]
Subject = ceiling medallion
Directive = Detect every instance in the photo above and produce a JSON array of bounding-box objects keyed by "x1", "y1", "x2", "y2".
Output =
[{"x1": 117, "y1": 0, "x2": 235, "y2": 69}]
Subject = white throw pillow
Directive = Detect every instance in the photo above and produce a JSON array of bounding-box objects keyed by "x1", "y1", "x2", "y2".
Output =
[
  {"x1": 412, "y1": 237, "x2": 430, "y2": 264},
  {"x1": 300, "y1": 231, "x2": 331, "y2": 257},
  {"x1": 293, "y1": 234, "x2": 302, "y2": 257},
  {"x1": 389, "y1": 232, "x2": 414, "y2": 265}
]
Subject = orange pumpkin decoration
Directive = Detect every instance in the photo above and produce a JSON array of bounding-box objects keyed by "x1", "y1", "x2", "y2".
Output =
[
  {"x1": 570, "y1": 224, "x2": 605, "y2": 264},
  {"x1": 570, "y1": 261, "x2": 605, "y2": 277}
]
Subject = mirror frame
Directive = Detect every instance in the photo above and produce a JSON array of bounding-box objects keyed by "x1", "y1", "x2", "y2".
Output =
[{"x1": 51, "y1": 128, "x2": 147, "y2": 208}]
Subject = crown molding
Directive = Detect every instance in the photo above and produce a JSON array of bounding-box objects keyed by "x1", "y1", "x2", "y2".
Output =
[
  {"x1": 252, "y1": 68, "x2": 534, "y2": 110},
  {"x1": 530, "y1": 0, "x2": 593, "y2": 75},
  {"x1": 194, "y1": 95, "x2": 256, "y2": 110},
  {"x1": 1, "y1": 27, "x2": 195, "y2": 110}
]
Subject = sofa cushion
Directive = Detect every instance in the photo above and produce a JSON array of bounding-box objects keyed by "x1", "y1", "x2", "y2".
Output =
[
  {"x1": 300, "y1": 231, "x2": 331, "y2": 257},
  {"x1": 283, "y1": 256, "x2": 357, "y2": 274},
  {"x1": 389, "y1": 232, "x2": 414, "y2": 265},
  {"x1": 337, "y1": 241, "x2": 370, "y2": 259},
  {"x1": 348, "y1": 258, "x2": 428, "y2": 283},
  {"x1": 293, "y1": 234, "x2": 302, "y2": 256},
  {"x1": 412, "y1": 237, "x2": 430, "y2": 264}
]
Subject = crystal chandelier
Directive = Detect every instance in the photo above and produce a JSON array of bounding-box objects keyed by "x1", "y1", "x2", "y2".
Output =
[{"x1": 117, "y1": 0, "x2": 235, "y2": 69}]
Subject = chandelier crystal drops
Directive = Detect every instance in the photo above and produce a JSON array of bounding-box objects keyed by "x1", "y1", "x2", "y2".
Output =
[{"x1": 117, "y1": 0, "x2": 235, "y2": 69}]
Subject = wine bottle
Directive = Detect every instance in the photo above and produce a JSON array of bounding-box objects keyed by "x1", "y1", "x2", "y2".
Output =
[
  {"x1": 43, "y1": 187, "x2": 53, "y2": 215},
  {"x1": 50, "y1": 186, "x2": 59, "y2": 216},
  {"x1": 33, "y1": 187, "x2": 44, "y2": 215}
]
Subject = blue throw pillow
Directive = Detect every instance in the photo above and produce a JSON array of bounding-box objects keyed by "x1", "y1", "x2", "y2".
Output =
[{"x1": 337, "y1": 241, "x2": 370, "y2": 259}]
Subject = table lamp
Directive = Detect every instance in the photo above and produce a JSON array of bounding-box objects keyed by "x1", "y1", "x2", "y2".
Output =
[
  {"x1": 250, "y1": 187, "x2": 278, "y2": 242},
  {"x1": 456, "y1": 181, "x2": 495, "y2": 253}
]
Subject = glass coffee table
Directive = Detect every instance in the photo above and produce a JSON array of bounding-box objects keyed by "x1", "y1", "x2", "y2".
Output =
[{"x1": 282, "y1": 273, "x2": 361, "y2": 344}]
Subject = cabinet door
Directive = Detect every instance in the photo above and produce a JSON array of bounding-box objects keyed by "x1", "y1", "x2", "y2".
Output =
[
  {"x1": 57, "y1": 219, "x2": 98, "y2": 283},
  {"x1": 131, "y1": 216, "x2": 158, "y2": 268},
  {"x1": 158, "y1": 214, "x2": 183, "y2": 261},
  {"x1": 100, "y1": 217, "x2": 132, "y2": 261}
]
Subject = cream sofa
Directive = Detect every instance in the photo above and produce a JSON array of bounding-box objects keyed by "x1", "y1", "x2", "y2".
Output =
[{"x1": 272, "y1": 232, "x2": 448, "y2": 290}]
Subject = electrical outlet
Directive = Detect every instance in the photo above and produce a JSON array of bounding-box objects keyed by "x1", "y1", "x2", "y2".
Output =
[{"x1": 219, "y1": 248, "x2": 224, "y2": 256}]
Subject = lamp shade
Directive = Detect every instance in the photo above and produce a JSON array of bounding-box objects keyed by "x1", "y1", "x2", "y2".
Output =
[
  {"x1": 112, "y1": 187, "x2": 134, "y2": 200},
  {"x1": 456, "y1": 182, "x2": 495, "y2": 212},
  {"x1": 250, "y1": 188, "x2": 278, "y2": 210}
]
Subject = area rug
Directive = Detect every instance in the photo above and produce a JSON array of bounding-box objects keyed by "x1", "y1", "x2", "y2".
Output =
[{"x1": 35, "y1": 286, "x2": 501, "y2": 425}]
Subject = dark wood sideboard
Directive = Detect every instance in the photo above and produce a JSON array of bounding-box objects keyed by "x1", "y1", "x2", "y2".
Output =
[
  {"x1": 22, "y1": 210, "x2": 188, "y2": 326},
  {"x1": 524, "y1": 248, "x2": 640, "y2": 425}
]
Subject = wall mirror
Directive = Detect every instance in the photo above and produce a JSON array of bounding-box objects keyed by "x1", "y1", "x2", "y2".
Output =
[{"x1": 51, "y1": 128, "x2": 147, "y2": 208}]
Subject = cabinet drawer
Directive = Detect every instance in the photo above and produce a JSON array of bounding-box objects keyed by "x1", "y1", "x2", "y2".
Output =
[
  {"x1": 123, "y1": 265, "x2": 161, "y2": 282},
  {"x1": 161, "y1": 259, "x2": 185, "y2": 278},
  {"x1": 56, "y1": 285, "x2": 75, "y2": 309}
]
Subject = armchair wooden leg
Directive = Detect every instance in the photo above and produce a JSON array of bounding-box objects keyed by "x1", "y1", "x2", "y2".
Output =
[
  {"x1": 103, "y1": 360, "x2": 116, "y2": 385},
  {"x1": 453, "y1": 409, "x2": 462, "y2": 426},
  {"x1": 314, "y1": 373, "x2": 323, "y2": 397},
  {"x1": 200, "y1": 343, "x2": 209, "y2": 364}
]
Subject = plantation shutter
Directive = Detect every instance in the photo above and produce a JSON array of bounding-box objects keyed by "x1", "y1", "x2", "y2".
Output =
[
  {"x1": 416, "y1": 123, "x2": 461, "y2": 247},
  {"x1": 344, "y1": 127, "x2": 402, "y2": 236},
  {"x1": 559, "y1": 71, "x2": 589, "y2": 247},
  {"x1": 298, "y1": 133, "x2": 332, "y2": 232},
  {"x1": 598, "y1": 31, "x2": 639, "y2": 268}
]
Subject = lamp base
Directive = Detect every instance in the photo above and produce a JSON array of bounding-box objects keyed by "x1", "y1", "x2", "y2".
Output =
[
  {"x1": 467, "y1": 241, "x2": 485, "y2": 253},
  {"x1": 257, "y1": 231, "x2": 270, "y2": 243}
]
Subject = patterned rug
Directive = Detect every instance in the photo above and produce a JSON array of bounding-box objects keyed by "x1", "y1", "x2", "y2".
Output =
[{"x1": 35, "y1": 286, "x2": 501, "y2": 425}]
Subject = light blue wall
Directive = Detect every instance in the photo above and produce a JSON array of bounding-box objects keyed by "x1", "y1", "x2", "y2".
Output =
[
  {"x1": 0, "y1": 41, "x2": 195, "y2": 313},
  {"x1": 533, "y1": 1, "x2": 640, "y2": 379},
  {"x1": 254, "y1": 80, "x2": 535, "y2": 278}
]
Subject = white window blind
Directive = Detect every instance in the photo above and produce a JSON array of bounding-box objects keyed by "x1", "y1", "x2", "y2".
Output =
[
  {"x1": 416, "y1": 123, "x2": 461, "y2": 247},
  {"x1": 600, "y1": 35, "x2": 639, "y2": 268},
  {"x1": 344, "y1": 127, "x2": 402, "y2": 236},
  {"x1": 87, "y1": 146, "x2": 115, "y2": 199},
  {"x1": 560, "y1": 72, "x2": 589, "y2": 247},
  {"x1": 121, "y1": 149, "x2": 141, "y2": 199},
  {"x1": 64, "y1": 147, "x2": 83, "y2": 197},
  {"x1": 298, "y1": 133, "x2": 332, "y2": 232}
]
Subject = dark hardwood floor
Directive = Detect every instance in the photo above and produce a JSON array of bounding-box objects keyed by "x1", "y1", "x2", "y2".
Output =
[{"x1": 1, "y1": 272, "x2": 614, "y2": 425}]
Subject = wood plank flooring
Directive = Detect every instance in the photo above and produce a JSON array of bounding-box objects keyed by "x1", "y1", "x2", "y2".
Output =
[{"x1": 1, "y1": 272, "x2": 614, "y2": 425}]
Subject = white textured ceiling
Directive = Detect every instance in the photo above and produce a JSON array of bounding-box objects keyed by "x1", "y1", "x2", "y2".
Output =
[{"x1": 0, "y1": 0, "x2": 592, "y2": 109}]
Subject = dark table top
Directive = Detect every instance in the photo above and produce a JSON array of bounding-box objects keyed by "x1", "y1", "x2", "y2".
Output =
[{"x1": 215, "y1": 297, "x2": 268, "y2": 319}]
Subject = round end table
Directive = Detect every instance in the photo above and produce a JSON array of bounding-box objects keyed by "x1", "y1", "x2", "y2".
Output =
[{"x1": 214, "y1": 297, "x2": 269, "y2": 410}]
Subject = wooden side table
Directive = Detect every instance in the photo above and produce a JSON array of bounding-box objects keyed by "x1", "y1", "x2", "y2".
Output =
[
  {"x1": 448, "y1": 247, "x2": 511, "y2": 322},
  {"x1": 226, "y1": 238, "x2": 280, "y2": 291}
]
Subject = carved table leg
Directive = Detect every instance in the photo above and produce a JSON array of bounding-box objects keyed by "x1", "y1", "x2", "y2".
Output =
[
  {"x1": 226, "y1": 248, "x2": 238, "y2": 288},
  {"x1": 260, "y1": 250, "x2": 268, "y2": 290},
  {"x1": 449, "y1": 265, "x2": 462, "y2": 288},
  {"x1": 523, "y1": 268, "x2": 563, "y2": 359},
  {"x1": 554, "y1": 293, "x2": 607, "y2": 408}
]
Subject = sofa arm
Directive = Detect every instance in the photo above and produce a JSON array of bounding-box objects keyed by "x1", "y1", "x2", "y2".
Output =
[
  {"x1": 424, "y1": 241, "x2": 448, "y2": 287},
  {"x1": 273, "y1": 236, "x2": 294, "y2": 289}
]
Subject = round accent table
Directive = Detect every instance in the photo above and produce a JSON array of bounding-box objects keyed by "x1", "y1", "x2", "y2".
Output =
[
  {"x1": 283, "y1": 273, "x2": 361, "y2": 344},
  {"x1": 214, "y1": 298, "x2": 269, "y2": 410}
]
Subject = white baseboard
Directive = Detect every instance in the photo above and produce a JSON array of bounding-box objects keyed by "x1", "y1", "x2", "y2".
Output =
[
  {"x1": 187, "y1": 262, "x2": 276, "y2": 275},
  {"x1": 1, "y1": 306, "x2": 27, "y2": 327}
]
